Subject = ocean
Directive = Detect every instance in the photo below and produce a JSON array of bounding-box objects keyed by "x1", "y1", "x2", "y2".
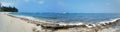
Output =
[{"x1": 10, "y1": 12, "x2": 120, "y2": 24}]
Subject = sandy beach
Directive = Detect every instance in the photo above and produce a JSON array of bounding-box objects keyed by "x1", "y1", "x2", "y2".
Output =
[
  {"x1": 0, "y1": 12, "x2": 120, "y2": 32},
  {"x1": 0, "y1": 12, "x2": 36, "y2": 32}
]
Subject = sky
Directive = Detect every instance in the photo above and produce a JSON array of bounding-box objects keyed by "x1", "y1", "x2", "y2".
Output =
[{"x1": 0, "y1": 0, "x2": 120, "y2": 13}]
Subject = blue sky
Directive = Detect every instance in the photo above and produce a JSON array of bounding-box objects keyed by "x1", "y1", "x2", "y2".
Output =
[{"x1": 0, "y1": 0, "x2": 120, "y2": 13}]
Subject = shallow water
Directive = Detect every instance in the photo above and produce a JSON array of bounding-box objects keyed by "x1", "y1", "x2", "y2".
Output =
[{"x1": 11, "y1": 13, "x2": 120, "y2": 24}]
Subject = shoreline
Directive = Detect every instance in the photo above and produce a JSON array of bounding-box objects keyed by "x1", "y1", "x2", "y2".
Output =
[
  {"x1": 1, "y1": 12, "x2": 120, "y2": 32},
  {"x1": 8, "y1": 13, "x2": 120, "y2": 26}
]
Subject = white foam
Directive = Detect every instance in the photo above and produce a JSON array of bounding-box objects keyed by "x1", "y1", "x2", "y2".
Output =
[
  {"x1": 86, "y1": 24, "x2": 96, "y2": 28},
  {"x1": 99, "y1": 18, "x2": 120, "y2": 24},
  {"x1": 92, "y1": 24, "x2": 96, "y2": 27},
  {"x1": 59, "y1": 23, "x2": 67, "y2": 26},
  {"x1": 57, "y1": 22, "x2": 84, "y2": 26},
  {"x1": 76, "y1": 23, "x2": 84, "y2": 25},
  {"x1": 86, "y1": 25, "x2": 93, "y2": 28},
  {"x1": 58, "y1": 18, "x2": 120, "y2": 27}
]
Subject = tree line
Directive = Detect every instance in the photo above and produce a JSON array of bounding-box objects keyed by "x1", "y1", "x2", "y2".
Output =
[{"x1": 0, "y1": 6, "x2": 18, "y2": 12}]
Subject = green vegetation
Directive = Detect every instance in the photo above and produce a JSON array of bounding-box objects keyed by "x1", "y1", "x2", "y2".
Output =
[{"x1": 0, "y1": 6, "x2": 18, "y2": 12}]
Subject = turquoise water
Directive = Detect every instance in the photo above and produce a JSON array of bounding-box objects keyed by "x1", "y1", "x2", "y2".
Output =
[{"x1": 11, "y1": 13, "x2": 120, "y2": 24}]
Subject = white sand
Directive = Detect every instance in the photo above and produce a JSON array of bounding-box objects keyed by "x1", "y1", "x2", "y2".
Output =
[{"x1": 0, "y1": 12, "x2": 35, "y2": 32}]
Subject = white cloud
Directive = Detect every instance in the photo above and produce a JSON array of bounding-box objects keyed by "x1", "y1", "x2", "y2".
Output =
[
  {"x1": 1, "y1": 2, "x2": 15, "y2": 6},
  {"x1": 38, "y1": 0, "x2": 45, "y2": 4}
]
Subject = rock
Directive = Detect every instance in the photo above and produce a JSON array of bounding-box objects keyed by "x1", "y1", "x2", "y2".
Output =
[
  {"x1": 79, "y1": 25, "x2": 87, "y2": 28},
  {"x1": 88, "y1": 24, "x2": 93, "y2": 26},
  {"x1": 32, "y1": 27, "x2": 37, "y2": 31},
  {"x1": 116, "y1": 19, "x2": 120, "y2": 22},
  {"x1": 100, "y1": 24, "x2": 106, "y2": 26},
  {"x1": 36, "y1": 24, "x2": 40, "y2": 26}
]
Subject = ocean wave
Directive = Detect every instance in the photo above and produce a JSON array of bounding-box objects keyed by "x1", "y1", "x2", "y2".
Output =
[
  {"x1": 58, "y1": 22, "x2": 84, "y2": 26},
  {"x1": 57, "y1": 18, "x2": 120, "y2": 28},
  {"x1": 9, "y1": 14, "x2": 120, "y2": 28},
  {"x1": 99, "y1": 18, "x2": 120, "y2": 25},
  {"x1": 61, "y1": 18, "x2": 120, "y2": 25}
]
